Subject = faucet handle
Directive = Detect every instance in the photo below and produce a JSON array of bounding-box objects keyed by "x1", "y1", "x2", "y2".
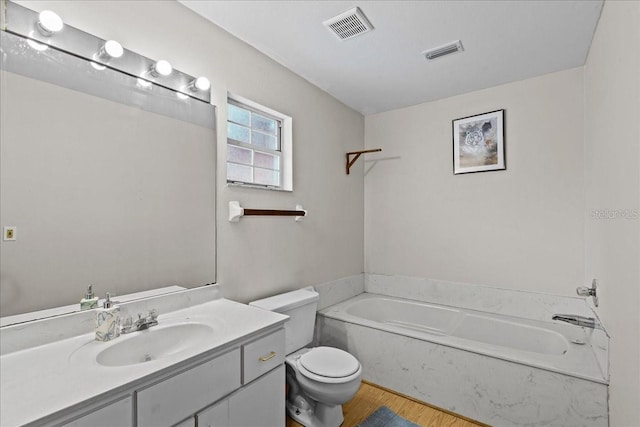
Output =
[
  {"x1": 121, "y1": 315, "x2": 133, "y2": 333},
  {"x1": 576, "y1": 286, "x2": 594, "y2": 296},
  {"x1": 576, "y1": 279, "x2": 598, "y2": 307}
]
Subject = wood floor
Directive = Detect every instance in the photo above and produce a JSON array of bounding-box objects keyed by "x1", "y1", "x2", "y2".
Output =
[{"x1": 286, "y1": 381, "x2": 486, "y2": 427}]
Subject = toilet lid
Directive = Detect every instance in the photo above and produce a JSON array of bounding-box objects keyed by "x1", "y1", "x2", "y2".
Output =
[{"x1": 299, "y1": 347, "x2": 360, "y2": 378}]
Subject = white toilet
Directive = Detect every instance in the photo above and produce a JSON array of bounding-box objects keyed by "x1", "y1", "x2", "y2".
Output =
[{"x1": 249, "y1": 287, "x2": 362, "y2": 427}]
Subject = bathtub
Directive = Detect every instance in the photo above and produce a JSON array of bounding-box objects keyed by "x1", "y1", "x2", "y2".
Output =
[{"x1": 317, "y1": 291, "x2": 609, "y2": 427}]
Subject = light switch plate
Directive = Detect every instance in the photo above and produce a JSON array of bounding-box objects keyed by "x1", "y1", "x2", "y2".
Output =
[{"x1": 3, "y1": 226, "x2": 16, "y2": 241}]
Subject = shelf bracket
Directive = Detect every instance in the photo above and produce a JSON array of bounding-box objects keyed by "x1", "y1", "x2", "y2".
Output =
[{"x1": 346, "y1": 149, "x2": 382, "y2": 174}]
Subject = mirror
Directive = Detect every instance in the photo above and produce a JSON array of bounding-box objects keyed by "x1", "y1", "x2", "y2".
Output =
[{"x1": 0, "y1": 29, "x2": 217, "y2": 322}]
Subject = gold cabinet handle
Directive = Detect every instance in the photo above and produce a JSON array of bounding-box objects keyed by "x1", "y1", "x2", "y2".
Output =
[{"x1": 259, "y1": 351, "x2": 277, "y2": 362}]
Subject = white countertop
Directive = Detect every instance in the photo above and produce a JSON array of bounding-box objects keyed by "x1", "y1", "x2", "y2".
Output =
[{"x1": 0, "y1": 289, "x2": 287, "y2": 427}]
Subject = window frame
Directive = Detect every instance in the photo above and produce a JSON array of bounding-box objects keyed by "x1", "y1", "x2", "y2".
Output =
[{"x1": 226, "y1": 93, "x2": 292, "y2": 191}]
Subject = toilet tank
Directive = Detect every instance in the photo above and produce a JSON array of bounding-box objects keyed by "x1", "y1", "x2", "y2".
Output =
[{"x1": 249, "y1": 287, "x2": 319, "y2": 355}]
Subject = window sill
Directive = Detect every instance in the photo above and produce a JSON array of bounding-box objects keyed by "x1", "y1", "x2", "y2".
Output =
[{"x1": 226, "y1": 182, "x2": 292, "y2": 192}]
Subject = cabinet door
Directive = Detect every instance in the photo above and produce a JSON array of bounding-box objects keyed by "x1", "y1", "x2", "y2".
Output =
[
  {"x1": 61, "y1": 396, "x2": 132, "y2": 427},
  {"x1": 229, "y1": 365, "x2": 285, "y2": 427},
  {"x1": 137, "y1": 349, "x2": 240, "y2": 427},
  {"x1": 197, "y1": 399, "x2": 229, "y2": 427}
]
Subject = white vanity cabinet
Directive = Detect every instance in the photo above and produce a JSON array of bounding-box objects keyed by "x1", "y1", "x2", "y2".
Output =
[
  {"x1": 228, "y1": 364, "x2": 285, "y2": 426},
  {"x1": 56, "y1": 328, "x2": 285, "y2": 427},
  {"x1": 197, "y1": 365, "x2": 285, "y2": 427},
  {"x1": 1, "y1": 292, "x2": 290, "y2": 427},
  {"x1": 137, "y1": 348, "x2": 241, "y2": 427},
  {"x1": 60, "y1": 396, "x2": 133, "y2": 427}
]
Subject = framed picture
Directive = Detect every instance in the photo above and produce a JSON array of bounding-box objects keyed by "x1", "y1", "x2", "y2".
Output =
[{"x1": 453, "y1": 109, "x2": 505, "y2": 174}]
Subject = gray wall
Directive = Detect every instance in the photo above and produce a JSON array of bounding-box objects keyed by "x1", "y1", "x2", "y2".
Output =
[
  {"x1": 584, "y1": 1, "x2": 640, "y2": 425},
  {"x1": 364, "y1": 67, "x2": 585, "y2": 295}
]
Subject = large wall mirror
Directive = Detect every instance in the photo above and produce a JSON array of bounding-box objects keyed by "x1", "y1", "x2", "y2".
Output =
[{"x1": 0, "y1": 17, "x2": 217, "y2": 320}]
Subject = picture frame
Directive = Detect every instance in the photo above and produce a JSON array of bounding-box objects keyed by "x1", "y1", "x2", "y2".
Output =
[{"x1": 452, "y1": 109, "x2": 505, "y2": 174}]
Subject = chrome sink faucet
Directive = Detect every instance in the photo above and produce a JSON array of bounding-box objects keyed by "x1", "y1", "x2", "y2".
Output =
[
  {"x1": 122, "y1": 309, "x2": 159, "y2": 334},
  {"x1": 552, "y1": 314, "x2": 597, "y2": 329}
]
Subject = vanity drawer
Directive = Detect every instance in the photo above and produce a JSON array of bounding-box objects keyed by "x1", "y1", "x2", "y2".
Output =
[
  {"x1": 137, "y1": 348, "x2": 240, "y2": 427},
  {"x1": 242, "y1": 328, "x2": 285, "y2": 384}
]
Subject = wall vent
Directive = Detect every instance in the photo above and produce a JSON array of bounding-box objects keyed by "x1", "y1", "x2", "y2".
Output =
[
  {"x1": 423, "y1": 40, "x2": 464, "y2": 60},
  {"x1": 323, "y1": 7, "x2": 374, "y2": 41}
]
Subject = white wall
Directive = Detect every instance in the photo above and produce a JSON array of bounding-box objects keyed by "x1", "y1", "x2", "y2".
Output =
[
  {"x1": 13, "y1": 1, "x2": 364, "y2": 306},
  {"x1": 364, "y1": 68, "x2": 585, "y2": 295},
  {"x1": 584, "y1": 1, "x2": 640, "y2": 425}
]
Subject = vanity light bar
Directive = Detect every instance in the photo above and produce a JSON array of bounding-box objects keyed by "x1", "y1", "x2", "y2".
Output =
[{"x1": 1, "y1": 0, "x2": 211, "y2": 103}]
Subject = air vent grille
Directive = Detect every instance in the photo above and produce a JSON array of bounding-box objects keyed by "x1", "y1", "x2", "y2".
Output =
[
  {"x1": 423, "y1": 40, "x2": 464, "y2": 60},
  {"x1": 323, "y1": 7, "x2": 374, "y2": 41}
]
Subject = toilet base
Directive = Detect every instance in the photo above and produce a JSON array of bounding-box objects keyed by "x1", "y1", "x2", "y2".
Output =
[{"x1": 286, "y1": 396, "x2": 344, "y2": 427}]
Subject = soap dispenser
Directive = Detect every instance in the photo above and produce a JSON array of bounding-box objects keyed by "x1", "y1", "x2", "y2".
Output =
[
  {"x1": 80, "y1": 285, "x2": 99, "y2": 310},
  {"x1": 95, "y1": 293, "x2": 121, "y2": 342}
]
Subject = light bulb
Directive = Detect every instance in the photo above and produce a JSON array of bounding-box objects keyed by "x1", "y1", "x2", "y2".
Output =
[
  {"x1": 193, "y1": 77, "x2": 210, "y2": 91},
  {"x1": 150, "y1": 60, "x2": 172, "y2": 77},
  {"x1": 103, "y1": 40, "x2": 124, "y2": 58},
  {"x1": 37, "y1": 10, "x2": 63, "y2": 36},
  {"x1": 137, "y1": 78, "x2": 152, "y2": 88},
  {"x1": 90, "y1": 61, "x2": 106, "y2": 71},
  {"x1": 94, "y1": 40, "x2": 124, "y2": 63},
  {"x1": 27, "y1": 39, "x2": 48, "y2": 51}
]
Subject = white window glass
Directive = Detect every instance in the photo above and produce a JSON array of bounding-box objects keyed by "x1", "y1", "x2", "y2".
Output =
[
  {"x1": 227, "y1": 122, "x2": 250, "y2": 144},
  {"x1": 254, "y1": 167, "x2": 279, "y2": 186},
  {"x1": 251, "y1": 130, "x2": 278, "y2": 150},
  {"x1": 227, "y1": 163, "x2": 253, "y2": 183},
  {"x1": 226, "y1": 98, "x2": 284, "y2": 188},
  {"x1": 254, "y1": 151, "x2": 279, "y2": 170},
  {"x1": 227, "y1": 145, "x2": 252, "y2": 166},
  {"x1": 228, "y1": 103, "x2": 250, "y2": 126}
]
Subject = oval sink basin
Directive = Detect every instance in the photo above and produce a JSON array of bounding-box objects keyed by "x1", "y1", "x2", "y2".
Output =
[{"x1": 96, "y1": 323, "x2": 215, "y2": 367}]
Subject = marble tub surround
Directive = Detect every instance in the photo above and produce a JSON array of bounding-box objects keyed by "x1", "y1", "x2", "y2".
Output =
[
  {"x1": 314, "y1": 273, "x2": 365, "y2": 310},
  {"x1": 315, "y1": 274, "x2": 610, "y2": 427},
  {"x1": 0, "y1": 286, "x2": 288, "y2": 427},
  {"x1": 320, "y1": 294, "x2": 608, "y2": 384},
  {"x1": 319, "y1": 316, "x2": 608, "y2": 427},
  {"x1": 365, "y1": 273, "x2": 598, "y2": 325},
  {"x1": 1, "y1": 285, "x2": 218, "y2": 355}
]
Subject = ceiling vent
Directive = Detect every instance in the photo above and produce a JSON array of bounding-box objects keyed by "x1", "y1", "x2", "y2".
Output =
[
  {"x1": 323, "y1": 7, "x2": 374, "y2": 41},
  {"x1": 423, "y1": 40, "x2": 464, "y2": 61}
]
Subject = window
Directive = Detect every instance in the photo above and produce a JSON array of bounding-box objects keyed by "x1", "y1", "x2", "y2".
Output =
[{"x1": 226, "y1": 94, "x2": 292, "y2": 191}]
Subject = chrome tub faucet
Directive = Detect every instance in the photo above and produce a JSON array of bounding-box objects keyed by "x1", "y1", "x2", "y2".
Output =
[{"x1": 552, "y1": 314, "x2": 597, "y2": 329}]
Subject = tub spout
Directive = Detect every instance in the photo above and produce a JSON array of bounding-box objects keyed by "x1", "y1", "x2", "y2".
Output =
[{"x1": 552, "y1": 314, "x2": 597, "y2": 329}]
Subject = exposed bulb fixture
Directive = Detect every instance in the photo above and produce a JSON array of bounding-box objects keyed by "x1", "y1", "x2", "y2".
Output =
[
  {"x1": 95, "y1": 40, "x2": 123, "y2": 62},
  {"x1": 149, "y1": 59, "x2": 172, "y2": 77},
  {"x1": 27, "y1": 38, "x2": 48, "y2": 51},
  {"x1": 137, "y1": 77, "x2": 152, "y2": 88},
  {"x1": 37, "y1": 10, "x2": 63, "y2": 36},
  {"x1": 90, "y1": 61, "x2": 106, "y2": 71},
  {"x1": 187, "y1": 76, "x2": 210, "y2": 92}
]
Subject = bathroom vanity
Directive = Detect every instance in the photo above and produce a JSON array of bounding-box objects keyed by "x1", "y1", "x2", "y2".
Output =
[{"x1": 0, "y1": 286, "x2": 288, "y2": 427}]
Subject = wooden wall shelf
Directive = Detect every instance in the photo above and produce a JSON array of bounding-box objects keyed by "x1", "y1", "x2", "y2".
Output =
[{"x1": 346, "y1": 149, "x2": 382, "y2": 174}]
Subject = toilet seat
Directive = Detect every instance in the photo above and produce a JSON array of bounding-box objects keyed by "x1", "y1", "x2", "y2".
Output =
[{"x1": 295, "y1": 347, "x2": 361, "y2": 384}]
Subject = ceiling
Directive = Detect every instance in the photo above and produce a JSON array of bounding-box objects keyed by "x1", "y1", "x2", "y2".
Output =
[{"x1": 179, "y1": 1, "x2": 603, "y2": 115}]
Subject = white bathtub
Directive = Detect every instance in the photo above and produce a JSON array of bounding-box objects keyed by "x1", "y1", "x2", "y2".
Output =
[
  {"x1": 334, "y1": 293, "x2": 604, "y2": 379},
  {"x1": 317, "y1": 291, "x2": 609, "y2": 426}
]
